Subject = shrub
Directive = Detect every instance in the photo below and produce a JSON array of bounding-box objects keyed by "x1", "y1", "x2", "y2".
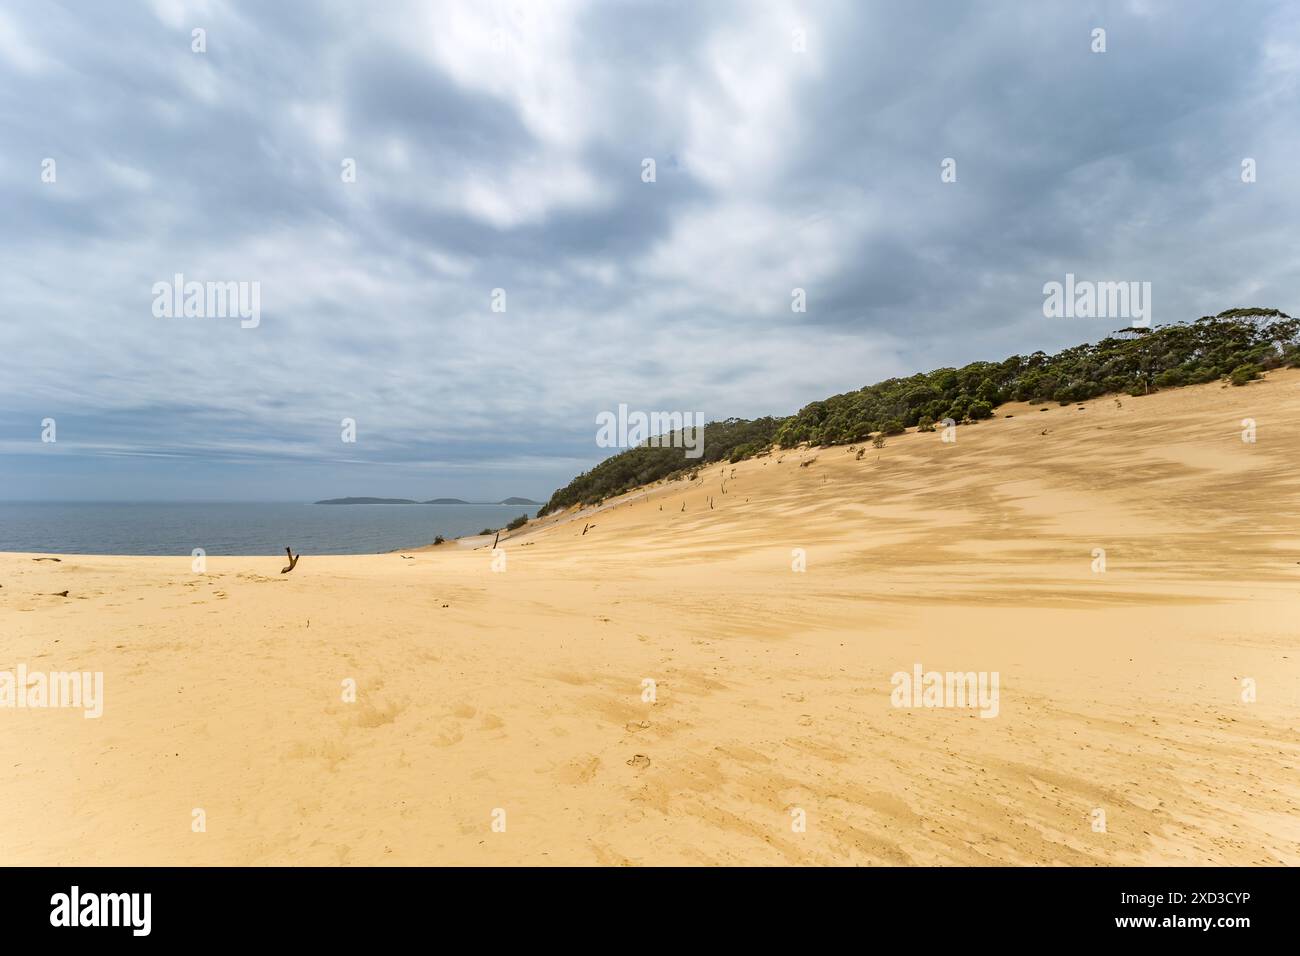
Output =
[
  {"x1": 478, "y1": 527, "x2": 496, "y2": 536},
  {"x1": 916, "y1": 417, "x2": 936, "y2": 432},
  {"x1": 975, "y1": 377, "x2": 1001, "y2": 404},
  {"x1": 506, "y1": 515, "x2": 527, "y2": 531},
  {"x1": 968, "y1": 399, "x2": 993, "y2": 420},
  {"x1": 871, "y1": 435, "x2": 886, "y2": 448},
  {"x1": 1229, "y1": 363, "x2": 1260, "y2": 386},
  {"x1": 1154, "y1": 367, "x2": 1188, "y2": 388},
  {"x1": 433, "y1": 535, "x2": 445, "y2": 545},
  {"x1": 881, "y1": 419, "x2": 905, "y2": 436}
]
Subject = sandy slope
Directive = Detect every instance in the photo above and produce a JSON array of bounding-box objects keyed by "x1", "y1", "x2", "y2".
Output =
[{"x1": 2, "y1": 372, "x2": 1299, "y2": 866}]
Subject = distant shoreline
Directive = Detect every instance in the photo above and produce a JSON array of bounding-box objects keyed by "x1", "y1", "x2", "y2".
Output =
[{"x1": 314, "y1": 497, "x2": 540, "y2": 506}]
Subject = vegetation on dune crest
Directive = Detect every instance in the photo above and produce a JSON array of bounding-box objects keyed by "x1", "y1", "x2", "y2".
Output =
[
  {"x1": 540, "y1": 309, "x2": 1295, "y2": 515},
  {"x1": 774, "y1": 309, "x2": 1296, "y2": 446},
  {"x1": 539, "y1": 417, "x2": 781, "y2": 515}
]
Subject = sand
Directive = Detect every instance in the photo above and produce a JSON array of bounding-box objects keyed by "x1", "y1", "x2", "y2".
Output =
[{"x1": 2, "y1": 372, "x2": 1298, "y2": 866}]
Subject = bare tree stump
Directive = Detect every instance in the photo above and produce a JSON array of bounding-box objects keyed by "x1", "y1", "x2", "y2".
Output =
[{"x1": 281, "y1": 547, "x2": 300, "y2": 574}]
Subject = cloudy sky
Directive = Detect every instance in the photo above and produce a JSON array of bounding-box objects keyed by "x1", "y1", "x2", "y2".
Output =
[{"x1": 2, "y1": 0, "x2": 1298, "y2": 501}]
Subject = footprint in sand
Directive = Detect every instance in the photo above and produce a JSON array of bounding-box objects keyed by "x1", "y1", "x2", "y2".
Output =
[
  {"x1": 556, "y1": 755, "x2": 601, "y2": 783},
  {"x1": 624, "y1": 720, "x2": 651, "y2": 733},
  {"x1": 355, "y1": 700, "x2": 402, "y2": 728},
  {"x1": 626, "y1": 754, "x2": 651, "y2": 770}
]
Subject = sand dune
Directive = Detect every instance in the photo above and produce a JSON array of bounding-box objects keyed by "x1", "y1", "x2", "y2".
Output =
[{"x1": 3, "y1": 372, "x2": 1299, "y2": 865}]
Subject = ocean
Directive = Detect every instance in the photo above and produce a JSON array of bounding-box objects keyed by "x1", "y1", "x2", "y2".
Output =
[{"x1": 0, "y1": 502, "x2": 538, "y2": 555}]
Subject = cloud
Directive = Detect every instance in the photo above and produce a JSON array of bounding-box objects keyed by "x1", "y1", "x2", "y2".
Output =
[{"x1": 1, "y1": 0, "x2": 1298, "y2": 500}]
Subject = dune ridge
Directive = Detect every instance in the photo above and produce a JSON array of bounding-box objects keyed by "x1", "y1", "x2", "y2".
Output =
[{"x1": 2, "y1": 372, "x2": 1298, "y2": 865}]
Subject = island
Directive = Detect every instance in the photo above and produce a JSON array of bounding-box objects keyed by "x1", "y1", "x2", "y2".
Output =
[{"x1": 314, "y1": 497, "x2": 420, "y2": 505}]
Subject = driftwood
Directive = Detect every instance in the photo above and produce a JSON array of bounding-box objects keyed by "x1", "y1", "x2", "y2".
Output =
[
  {"x1": 33, "y1": 557, "x2": 61, "y2": 562},
  {"x1": 493, "y1": 531, "x2": 500, "y2": 549},
  {"x1": 281, "y1": 547, "x2": 300, "y2": 574}
]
